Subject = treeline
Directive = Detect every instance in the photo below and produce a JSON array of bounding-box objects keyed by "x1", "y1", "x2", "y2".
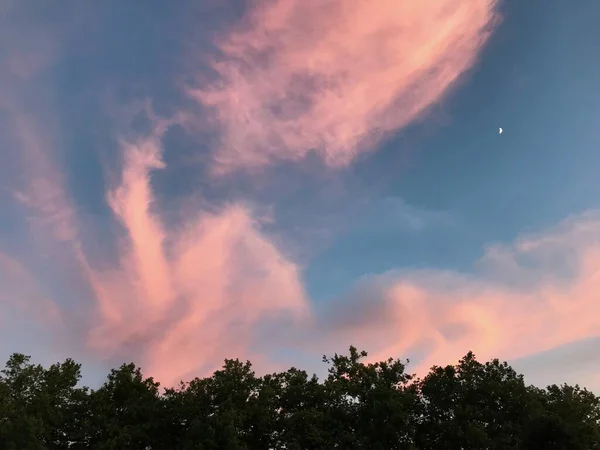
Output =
[{"x1": 1, "y1": 347, "x2": 599, "y2": 449}]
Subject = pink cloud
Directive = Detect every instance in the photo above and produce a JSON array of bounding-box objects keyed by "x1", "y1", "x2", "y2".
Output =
[
  {"x1": 10, "y1": 112, "x2": 600, "y2": 389},
  {"x1": 145, "y1": 204, "x2": 309, "y2": 385},
  {"x1": 7, "y1": 113, "x2": 600, "y2": 391},
  {"x1": 10, "y1": 115, "x2": 80, "y2": 245},
  {"x1": 191, "y1": 0, "x2": 499, "y2": 173},
  {"x1": 0, "y1": 0, "x2": 66, "y2": 123},
  {"x1": 0, "y1": 253, "x2": 62, "y2": 327},
  {"x1": 321, "y1": 211, "x2": 600, "y2": 381},
  {"x1": 7, "y1": 110, "x2": 600, "y2": 390},
  {"x1": 6, "y1": 112, "x2": 309, "y2": 387},
  {"x1": 106, "y1": 135, "x2": 173, "y2": 317},
  {"x1": 81, "y1": 130, "x2": 309, "y2": 387},
  {"x1": 4, "y1": 1, "x2": 599, "y2": 391}
]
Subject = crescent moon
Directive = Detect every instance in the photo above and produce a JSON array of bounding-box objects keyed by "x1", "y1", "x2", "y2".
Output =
[{"x1": 498, "y1": 127, "x2": 503, "y2": 134}]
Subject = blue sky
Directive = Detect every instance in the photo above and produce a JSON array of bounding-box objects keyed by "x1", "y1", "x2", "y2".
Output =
[{"x1": 1, "y1": 0, "x2": 600, "y2": 390}]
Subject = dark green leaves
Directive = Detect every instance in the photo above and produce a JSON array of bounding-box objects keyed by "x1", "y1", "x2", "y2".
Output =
[{"x1": 0, "y1": 348, "x2": 598, "y2": 449}]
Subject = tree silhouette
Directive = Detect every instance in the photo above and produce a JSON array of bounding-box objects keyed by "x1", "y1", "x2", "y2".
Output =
[{"x1": 0, "y1": 348, "x2": 598, "y2": 449}]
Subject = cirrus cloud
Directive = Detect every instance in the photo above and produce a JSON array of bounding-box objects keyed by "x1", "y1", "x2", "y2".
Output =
[
  {"x1": 6, "y1": 113, "x2": 600, "y2": 390},
  {"x1": 6, "y1": 112, "x2": 309, "y2": 388},
  {"x1": 88, "y1": 129, "x2": 310, "y2": 385},
  {"x1": 191, "y1": 0, "x2": 500, "y2": 173},
  {"x1": 4, "y1": 0, "x2": 600, "y2": 394},
  {"x1": 317, "y1": 211, "x2": 600, "y2": 388}
]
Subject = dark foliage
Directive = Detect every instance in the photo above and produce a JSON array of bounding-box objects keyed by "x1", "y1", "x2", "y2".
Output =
[{"x1": 1, "y1": 348, "x2": 598, "y2": 449}]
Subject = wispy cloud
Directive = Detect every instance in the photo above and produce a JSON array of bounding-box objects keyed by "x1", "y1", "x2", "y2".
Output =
[
  {"x1": 0, "y1": 251, "x2": 66, "y2": 368},
  {"x1": 3, "y1": 0, "x2": 599, "y2": 394},
  {"x1": 0, "y1": 1, "x2": 312, "y2": 384},
  {"x1": 11, "y1": 115, "x2": 80, "y2": 245},
  {"x1": 318, "y1": 211, "x2": 600, "y2": 383},
  {"x1": 0, "y1": 1, "x2": 60, "y2": 83},
  {"x1": 7, "y1": 109, "x2": 600, "y2": 389},
  {"x1": 0, "y1": 253, "x2": 62, "y2": 328},
  {"x1": 9, "y1": 115, "x2": 309, "y2": 387},
  {"x1": 191, "y1": 0, "x2": 499, "y2": 173},
  {"x1": 90, "y1": 128, "x2": 309, "y2": 386}
]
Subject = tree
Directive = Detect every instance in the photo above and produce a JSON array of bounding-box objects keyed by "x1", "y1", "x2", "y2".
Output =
[
  {"x1": 0, "y1": 353, "x2": 88, "y2": 449},
  {"x1": 0, "y1": 348, "x2": 598, "y2": 449},
  {"x1": 417, "y1": 352, "x2": 541, "y2": 449},
  {"x1": 521, "y1": 383, "x2": 600, "y2": 449},
  {"x1": 319, "y1": 346, "x2": 419, "y2": 449},
  {"x1": 85, "y1": 363, "x2": 163, "y2": 450},
  {"x1": 274, "y1": 367, "x2": 328, "y2": 449}
]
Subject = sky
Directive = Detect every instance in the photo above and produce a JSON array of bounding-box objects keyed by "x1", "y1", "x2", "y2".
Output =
[{"x1": 1, "y1": 0, "x2": 600, "y2": 391}]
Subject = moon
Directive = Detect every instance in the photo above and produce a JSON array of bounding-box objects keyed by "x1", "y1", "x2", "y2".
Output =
[{"x1": 498, "y1": 127, "x2": 503, "y2": 134}]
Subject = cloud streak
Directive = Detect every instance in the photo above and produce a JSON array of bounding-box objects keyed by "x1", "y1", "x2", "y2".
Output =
[
  {"x1": 191, "y1": 0, "x2": 499, "y2": 172},
  {"x1": 3, "y1": 0, "x2": 600, "y2": 394},
  {"x1": 14, "y1": 121, "x2": 309, "y2": 388},
  {"x1": 0, "y1": 253, "x2": 62, "y2": 329},
  {"x1": 7, "y1": 110, "x2": 600, "y2": 390},
  {"x1": 319, "y1": 211, "x2": 600, "y2": 384},
  {"x1": 2, "y1": 78, "x2": 309, "y2": 386},
  {"x1": 11, "y1": 115, "x2": 80, "y2": 246}
]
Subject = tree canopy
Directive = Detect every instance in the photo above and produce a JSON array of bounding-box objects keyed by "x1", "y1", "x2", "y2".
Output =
[{"x1": 0, "y1": 347, "x2": 598, "y2": 449}]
